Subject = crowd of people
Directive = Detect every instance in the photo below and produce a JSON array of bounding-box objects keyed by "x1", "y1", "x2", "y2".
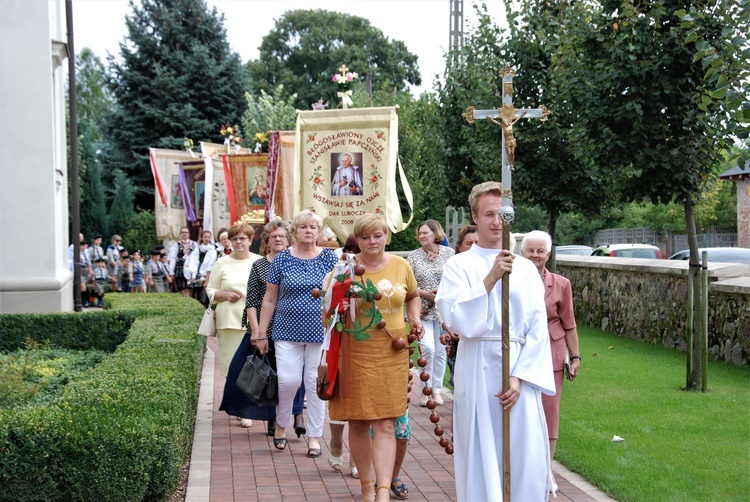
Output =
[{"x1": 73, "y1": 183, "x2": 583, "y2": 501}]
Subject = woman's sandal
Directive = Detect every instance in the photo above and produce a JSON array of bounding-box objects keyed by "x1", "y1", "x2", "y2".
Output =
[
  {"x1": 273, "y1": 437, "x2": 287, "y2": 450},
  {"x1": 350, "y1": 460, "x2": 359, "y2": 479},
  {"x1": 390, "y1": 478, "x2": 410, "y2": 499},
  {"x1": 328, "y1": 453, "x2": 344, "y2": 471},
  {"x1": 376, "y1": 485, "x2": 391, "y2": 500}
]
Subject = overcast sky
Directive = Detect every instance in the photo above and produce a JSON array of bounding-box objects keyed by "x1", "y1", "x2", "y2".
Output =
[{"x1": 72, "y1": 0, "x2": 506, "y2": 95}]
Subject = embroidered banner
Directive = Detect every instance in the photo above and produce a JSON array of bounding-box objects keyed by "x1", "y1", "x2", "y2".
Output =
[{"x1": 294, "y1": 107, "x2": 413, "y2": 242}]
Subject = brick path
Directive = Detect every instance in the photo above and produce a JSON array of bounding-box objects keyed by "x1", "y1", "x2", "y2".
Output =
[{"x1": 186, "y1": 337, "x2": 615, "y2": 501}]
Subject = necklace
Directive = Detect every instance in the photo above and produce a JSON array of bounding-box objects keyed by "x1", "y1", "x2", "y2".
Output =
[{"x1": 425, "y1": 247, "x2": 438, "y2": 261}]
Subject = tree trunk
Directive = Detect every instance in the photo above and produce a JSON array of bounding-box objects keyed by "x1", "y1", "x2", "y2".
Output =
[
  {"x1": 548, "y1": 210, "x2": 558, "y2": 273},
  {"x1": 684, "y1": 197, "x2": 704, "y2": 391}
]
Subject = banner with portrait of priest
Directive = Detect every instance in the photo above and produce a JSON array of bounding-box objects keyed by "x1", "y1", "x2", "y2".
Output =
[{"x1": 294, "y1": 106, "x2": 413, "y2": 242}]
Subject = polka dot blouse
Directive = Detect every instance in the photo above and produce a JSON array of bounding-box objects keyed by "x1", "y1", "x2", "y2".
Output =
[{"x1": 266, "y1": 248, "x2": 338, "y2": 343}]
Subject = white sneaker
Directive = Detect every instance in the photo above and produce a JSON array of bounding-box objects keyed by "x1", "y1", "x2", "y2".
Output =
[{"x1": 433, "y1": 393, "x2": 444, "y2": 405}]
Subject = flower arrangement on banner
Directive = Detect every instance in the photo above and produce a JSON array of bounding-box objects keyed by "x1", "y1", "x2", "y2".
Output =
[
  {"x1": 220, "y1": 124, "x2": 242, "y2": 154},
  {"x1": 312, "y1": 99, "x2": 329, "y2": 111},
  {"x1": 253, "y1": 132, "x2": 268, "y2": 153},
  {"x1": 183, "y1": 137, "x2": 196, "y2": 157},
  {"x1": 332, "y1": 64, "x2": 358, "y2": 109}
]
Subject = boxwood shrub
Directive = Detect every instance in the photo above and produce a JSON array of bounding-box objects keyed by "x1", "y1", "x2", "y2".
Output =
[{"x1": 0, "y1": 293, "x2": 206, "y2": 501}]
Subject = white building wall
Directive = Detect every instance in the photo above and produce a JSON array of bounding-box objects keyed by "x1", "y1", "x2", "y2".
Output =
[{"x1": 0, "y1": 0, "x2": 72, "y2": 312}]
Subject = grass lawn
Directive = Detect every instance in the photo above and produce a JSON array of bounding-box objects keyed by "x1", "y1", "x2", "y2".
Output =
[{"x1": 557, "y1": 326, "x2": 750, "y2": 501}]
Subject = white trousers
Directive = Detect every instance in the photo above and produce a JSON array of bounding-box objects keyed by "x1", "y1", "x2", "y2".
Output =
[
  {"x1": 419, "y1": 318, "x2": 447, "y2": 394},
  {"x1": 274, "y1": 340, "x2": 325, "y2": 437}
]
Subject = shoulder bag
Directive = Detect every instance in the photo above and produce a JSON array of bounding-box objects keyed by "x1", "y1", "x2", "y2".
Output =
[
  {"x1": 236, "y1": 353, "x2": 278, "y2": 406},
  {"x1": 197, "y1": 304, "x2": 216, "y2": 337}
]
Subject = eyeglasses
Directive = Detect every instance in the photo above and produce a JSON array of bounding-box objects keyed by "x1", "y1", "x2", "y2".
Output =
[
  {"x1": 231, "y1": 237, "x2": 249, "y2": 243},
  {"x1": 268, "y1": 234, "x2": 287, "y2": 240}
]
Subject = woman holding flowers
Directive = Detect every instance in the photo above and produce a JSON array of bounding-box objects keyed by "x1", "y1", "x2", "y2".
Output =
[{"x1": 325, "y1": 213, "x2": 423, "y2": 502}]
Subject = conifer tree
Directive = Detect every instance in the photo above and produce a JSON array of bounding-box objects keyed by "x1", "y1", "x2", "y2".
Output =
[{"x1": 107, "y1": 0, "x2": 249, "y2": 208}]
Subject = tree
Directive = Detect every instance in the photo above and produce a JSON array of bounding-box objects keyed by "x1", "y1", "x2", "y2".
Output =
[
  {"x1": 502, "y1": 0, "x2": 610, "y2": 245},
  {"x1": 75, "y1": 49, "x2": 113, "y2": 237},
  {"x1": 79, "y1": 121, "x2": 110, "y2": 238},
  {"x1": 241, "y1": 85, "x2": 297, "y2": 148},
  {"x1": 554, "y1": 0, "x2": 748, "y2": 391},
  {"x1": 108, "y1": 169, "x2": 136, "y2": 238},
  {"x1": 248, "y1": 10, "x2": 421, "y2": 109},
  {"x1": 435, "y1": 4, "x2": 608, "y2": 252},
  {"x1": 107, "y1": 0, "x2": 249, "y2": 208}
]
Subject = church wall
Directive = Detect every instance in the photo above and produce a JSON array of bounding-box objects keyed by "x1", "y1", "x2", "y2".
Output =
[
  {"x1": 556, "y1": 256, "x2": 750, "y2": 367},
  {"x1": 0, "y1": 0, "x2": 72, "y2": 313}
]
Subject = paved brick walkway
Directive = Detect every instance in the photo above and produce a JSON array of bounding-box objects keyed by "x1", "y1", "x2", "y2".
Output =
[{"x1": 186, "y1": 338, "x2": 615, "y2": 501}]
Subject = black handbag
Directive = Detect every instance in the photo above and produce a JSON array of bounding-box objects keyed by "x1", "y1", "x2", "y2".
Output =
[{"x1": 236, "y1": 353, "x2": 278, "y2": 406}]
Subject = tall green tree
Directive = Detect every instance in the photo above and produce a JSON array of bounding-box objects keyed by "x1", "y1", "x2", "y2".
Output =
[
  {"x1": 502, "y1": 0, "x2": 610, "y2": 245},
  {"x1": 75, "y1": 49, "x2": 113, "y2": 238},
  {"x1": 241, "y1": 84, "x2": 297, "y2": 147},
  {"x1": 108, "y1": 169, "x2": 136, "y2": 238},
  {"x1": 555, "y1": 0, "x2": 748, "y2": 390},
  {"x1": 107, "y1": 0, "x2": 249, "y2": 207},
  {"x1": 248, "y1": 9, "x2": 421, "y2": 109}
]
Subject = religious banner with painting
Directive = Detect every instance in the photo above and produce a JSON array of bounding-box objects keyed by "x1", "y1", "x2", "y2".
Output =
[
  {"x1": 221, "y1": 153, "x2": 269, "y2": 225},
  {"x1": 149, "y1": 147, "x2": 199, "y2": 240},
  {"x1": 178, "y1": 161, "x2": 206, "y2": 241},
  {"x1": 294, "y1": 107, "x2": 413, "y2": 242}
]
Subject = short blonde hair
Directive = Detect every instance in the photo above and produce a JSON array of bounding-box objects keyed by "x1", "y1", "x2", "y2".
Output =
[
  {"x1": 468, "y1": 181, "x2": 504, "y2": 214},
  {"x1": 291, "y1": 210, "x2": 323, "y2": 235},
  {"x1": 416, "y1": 219, "x2": 445, "y2": 244},
  {"x1": 227, "y1": 223, "x2": 255, "y2": 241},
  {"x1": 353, "y1": 213, "x2": 390, "y2": 240}
]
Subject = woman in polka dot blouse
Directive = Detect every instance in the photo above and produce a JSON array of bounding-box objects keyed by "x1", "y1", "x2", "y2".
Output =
[{"x1": 254, "y1": 210, "x2": 338, "y2": 457}]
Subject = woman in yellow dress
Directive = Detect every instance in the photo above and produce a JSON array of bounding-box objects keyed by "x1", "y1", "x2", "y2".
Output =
[{"x1": 326, "y1": 213, "x2": 423, "y2": 502}]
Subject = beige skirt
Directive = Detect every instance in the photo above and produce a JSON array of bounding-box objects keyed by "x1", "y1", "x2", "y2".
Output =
[{"x1": 216, "y1": 328, "x2": 245, "y2": 377}]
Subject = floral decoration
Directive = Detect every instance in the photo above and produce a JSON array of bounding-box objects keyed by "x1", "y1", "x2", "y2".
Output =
[
  {"x1": 374, "y1": 130, "x2": 386, "y2": 141},
  {"x1": 220, "y1": 124, "x2": 242, "y2": 153},
  {"x1": 368, "y1": 164, "x2": 382, "y2": 190},
  {"x1": 306, "y1": 133, "x2": 317, "y2": 144},
  {"x1": 308, "y1": 166, "x2": 325, "y2": 192},
  {"x1": 332, "y1": 64, "x2": 358, "y2": 108},
  {"x1": 253, "y1": 132, "x2": 268, "y2": 153},
  {"x1": 312, "y1": 99, "x2": 329, "y2": 110}
]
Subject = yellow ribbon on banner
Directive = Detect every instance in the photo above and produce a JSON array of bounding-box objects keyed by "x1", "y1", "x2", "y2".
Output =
[
  {"x1": 337, "y1": 90, "x2": 353, "y2": 109},
  {"x1": 294, "y1": 106, "x2": 414, "y2": 242}
]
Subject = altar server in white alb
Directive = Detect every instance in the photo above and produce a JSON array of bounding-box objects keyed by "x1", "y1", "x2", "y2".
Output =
[{"x1": 436, "y1": 181, "x2": 555, "y2": 502}]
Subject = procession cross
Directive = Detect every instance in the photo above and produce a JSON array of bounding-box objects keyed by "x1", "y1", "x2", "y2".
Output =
[{"x1": 463, "y1": 65, "x2": 550, "y2": 502}]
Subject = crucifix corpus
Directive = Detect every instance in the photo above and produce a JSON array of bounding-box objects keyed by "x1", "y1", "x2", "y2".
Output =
[{"x1": 463, "y1": 65, "x2": 550, "y2": 501}]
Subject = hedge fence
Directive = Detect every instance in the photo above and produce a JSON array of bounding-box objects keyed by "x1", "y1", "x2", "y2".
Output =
[{"x1": 0, "y1": 293, "x2": 206, "y2": 501}]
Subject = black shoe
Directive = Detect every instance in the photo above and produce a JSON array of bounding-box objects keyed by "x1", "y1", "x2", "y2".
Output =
[
  {"x1": 294, "y1": 414, "x2": 306, "y2": 438},
  {"x1": 267, "y1": 419, "x2": 276, "y2": 437}
]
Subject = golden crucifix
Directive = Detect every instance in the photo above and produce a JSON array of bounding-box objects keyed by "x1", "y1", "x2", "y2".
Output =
[{"x1": 463, "y1": 65, "x2": 550, "y2": 502}]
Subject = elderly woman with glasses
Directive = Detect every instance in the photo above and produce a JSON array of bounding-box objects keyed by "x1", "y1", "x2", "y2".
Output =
[
  {"x1": 253, "y1": 210, "x2": 338, "y2": 457},
  {"x1": 206, "y1": 223, "x2": 261, "y2": 377}
]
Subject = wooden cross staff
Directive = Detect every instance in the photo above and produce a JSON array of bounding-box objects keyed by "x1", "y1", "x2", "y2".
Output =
[{"x1": 464, "y1": 65, "x2": 550, "y2": 502}]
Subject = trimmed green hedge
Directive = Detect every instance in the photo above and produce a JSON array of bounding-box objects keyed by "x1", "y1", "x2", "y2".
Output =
[
  {"x1": 0, "y1": 309, "x2": 135, "y2": 352},
  {"x1": 0, "y1": 293, "x2": 206, "y2": 501}
]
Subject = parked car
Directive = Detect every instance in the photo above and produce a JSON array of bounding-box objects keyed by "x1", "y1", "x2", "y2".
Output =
[
  {"x1": 669, "y1": 247, "x2": 750, "y2": 265},
  {"x1": 592, "y1": 243, "x2": 664, "y2": 259},
  {"x1": 556, "y1": 245, "x2": 594, "y2": 256}
]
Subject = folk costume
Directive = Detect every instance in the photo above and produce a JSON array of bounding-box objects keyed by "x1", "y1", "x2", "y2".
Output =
[
  {"x1": 168, "y1": 239, "x2": 197, "y2": 291},
  {"x1": 436, "y1": 246, "x2": 555, "y2": 502}
]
